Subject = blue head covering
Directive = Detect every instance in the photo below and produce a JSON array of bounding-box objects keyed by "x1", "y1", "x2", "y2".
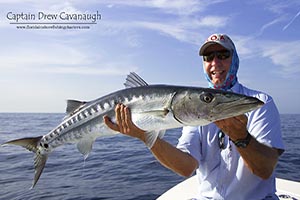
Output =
[{"x1": 199, "y1": 34, "x2": 239, "y2": 91}]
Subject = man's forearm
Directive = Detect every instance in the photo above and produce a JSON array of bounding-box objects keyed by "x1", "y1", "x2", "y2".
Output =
[
  {"x1": 150, "y1": 138, "x2": 198, "y2": 177},
  {"x1": 103, "y1": 104, "x2": 198, "y2": 177},
  {"x1": 236, "y1": 136, "x2": 279, "y2": 179}
]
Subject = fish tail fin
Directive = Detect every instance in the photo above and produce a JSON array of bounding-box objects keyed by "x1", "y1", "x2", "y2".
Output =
[
  {"x1": 32, "y1": 153, "x2": 48, "y2": 189},
  {"x1": 2, "y1": 136, "x2": 42, "y2": 153},
  {"x1": 2, "y1": 136, "x2": 48, "y2": 188}
]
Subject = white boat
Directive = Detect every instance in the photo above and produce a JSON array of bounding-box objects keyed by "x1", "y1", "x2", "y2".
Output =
[{"x1": 157, "y1": 175, "x2": 300, "y2": 200}]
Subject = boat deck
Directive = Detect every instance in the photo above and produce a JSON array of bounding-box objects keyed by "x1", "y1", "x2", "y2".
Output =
[{"x1": 157, "y1": 175, "x2": 300, "y2": 200}]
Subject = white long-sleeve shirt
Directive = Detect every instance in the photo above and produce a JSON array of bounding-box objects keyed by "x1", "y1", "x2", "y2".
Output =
[{"x1": 177, "y1": 82, "x2": 285, "y2": 200}]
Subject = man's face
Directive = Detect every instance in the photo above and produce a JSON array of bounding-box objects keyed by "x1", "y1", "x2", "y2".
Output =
[{"x1": 203, "y1": 44, "x2": 232, "y2": 86}]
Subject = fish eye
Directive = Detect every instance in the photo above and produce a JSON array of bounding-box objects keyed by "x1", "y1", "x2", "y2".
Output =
[{"x1": 200, "y1": 92, "x2": 214, "y2": 103}]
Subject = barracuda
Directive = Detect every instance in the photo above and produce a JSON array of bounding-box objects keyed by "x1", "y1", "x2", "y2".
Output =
[{"x1": 1, "y1": 72, "x2": 263, "y2": 188}]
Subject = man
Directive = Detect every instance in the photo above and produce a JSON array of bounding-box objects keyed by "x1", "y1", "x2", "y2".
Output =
[{"x1": 104, "y1": 34, "x2": 285, "y2": 199}]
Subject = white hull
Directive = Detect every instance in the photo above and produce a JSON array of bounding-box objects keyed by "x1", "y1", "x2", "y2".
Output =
[{"x1": 157, "y1": 175, "x2": 300, "y2": 200}]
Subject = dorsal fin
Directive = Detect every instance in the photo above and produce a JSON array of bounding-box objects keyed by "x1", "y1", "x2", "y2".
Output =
[
  {"x1": 66, "y1": 100, "x2": 86, "y2": 115},
  {"x1": 124, "y1": 72, "x2": 148, "y2": 88}
]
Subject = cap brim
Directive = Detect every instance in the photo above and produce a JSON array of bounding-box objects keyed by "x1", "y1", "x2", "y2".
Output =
[{"x1": 199, "y1": 41, "x2": 231, "y2": 56}]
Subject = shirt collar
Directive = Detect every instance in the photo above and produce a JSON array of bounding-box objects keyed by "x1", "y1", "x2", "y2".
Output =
[{"x1": 229, "y1": 81, "x2": 241, "y2": 93}]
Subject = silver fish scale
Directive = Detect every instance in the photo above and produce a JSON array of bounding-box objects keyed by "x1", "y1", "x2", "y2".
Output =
[
  {"x1": 42, "y1": 86, "x2": 173, "y2": 148},
  {"x1": 42, "y1": 84, "x2": 261, "y2": 150}
]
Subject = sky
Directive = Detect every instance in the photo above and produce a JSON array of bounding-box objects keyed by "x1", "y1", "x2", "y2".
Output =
[{"x1": 0, "y1": 0, "x2": 299, "y2": 114}]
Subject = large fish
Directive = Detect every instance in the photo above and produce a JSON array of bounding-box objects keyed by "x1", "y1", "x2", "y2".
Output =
[{"x1": 1, "y1": 72, "x2": 263, "y2": 188}]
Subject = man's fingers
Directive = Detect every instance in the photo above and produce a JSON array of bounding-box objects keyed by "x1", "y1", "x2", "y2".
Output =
[
  {"x1": 120, "y1": 104, "x2": 128, "y2": 132},
  {"x1": 115, "y1": 104, "x2": 124, "y2": 131},
  {"x1": 104, "y1": 103, "x2": 136, "y2": 135},
  {"x1": 235, "y1": 114, "x2": 248, "y2": 124},
  {"x1": 103, "y1": 116, "x2": 119, "y2": 132},
  {"x1": 124, "y1": 106, "x2": 132, "y2": 125}
]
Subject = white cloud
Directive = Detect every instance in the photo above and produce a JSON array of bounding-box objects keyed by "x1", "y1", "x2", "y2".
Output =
[
  {"x1": 42, "y1": 64, "x2": 138, "y2": 76},
  {"x1": 0, "y1": 41, "x2": 137, "y2": 76},
  {"x1": 256, "y1": 16, "x2": 287, "y2": 36},
  {"x1": 0, "y1": 43, "x2": 87, "y2": 68},
  {"x1": 225, "y1": 35, "x2": 300, "y2": 77},
  {"x1": 0, "y1": 0, "x2": 226, "y2": 16},
  {"x1": 249, "y1": 0, "x2": 300, "y2": 31},
  {"x1": 283, "y1": 10, "x2": 300, "y2": 31},
  {"x1": 249, "y1": 0, "x2": 300, "y2": 14},
  {"x1": 2, "y1": 0, "x2": 298, "y2": 79},
  {"x1": 1, "y1": 0, "x2": 230, "y2": 45},
  {"x1": 197, "y1": 16, "x2": 228, "y2": 27},
  {"x1": 110, "y1": 14, "x2": 229, "y2": 45},
  {"x1": 98, "y1": 0, "x2": 227, "y2": 16},
  {"x1": 134, "y1": 21, "x2": 187, "y2": 41},
  {"x1": 260, "y1": 41, "x2": 300, "y2": 76}
]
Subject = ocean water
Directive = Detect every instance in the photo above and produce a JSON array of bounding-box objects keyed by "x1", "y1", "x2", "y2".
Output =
[{"x1": 0, "y1": 113, "x2": 299, "y2": 200}]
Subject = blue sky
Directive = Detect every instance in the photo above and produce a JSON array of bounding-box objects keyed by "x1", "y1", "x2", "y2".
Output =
[{"x1": 0, "y1": 0, "x2": 299, "y2": 114}]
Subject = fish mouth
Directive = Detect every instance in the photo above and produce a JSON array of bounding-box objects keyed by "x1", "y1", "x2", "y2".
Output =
[{"x1": 214, "y1": 97, "x2": 264, "y2": 114}]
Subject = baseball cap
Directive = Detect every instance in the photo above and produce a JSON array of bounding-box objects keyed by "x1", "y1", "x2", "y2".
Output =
[{"x1": 199, "y1": 33, "x2": 235, "y2": 56}]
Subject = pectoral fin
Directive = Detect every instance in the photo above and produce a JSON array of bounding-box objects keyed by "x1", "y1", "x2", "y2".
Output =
[
  {"x1": 145, "y1": 130, "x2": 165, "y2": 149},
  {"x1": 140, "y1": 108, "x2": 169, "y2": 118},
  {"x1": 77, "y1": 137, "x2": 95, "y2": 160}
]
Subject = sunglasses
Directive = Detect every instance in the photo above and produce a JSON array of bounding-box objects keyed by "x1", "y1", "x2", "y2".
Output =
[{"x1": 203, "y1": 50, "x2": 231, "y2": 62}]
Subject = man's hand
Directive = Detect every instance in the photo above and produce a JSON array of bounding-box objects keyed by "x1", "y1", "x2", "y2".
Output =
[
  {"x1": 103, "y1": 104, "x2": 199, "y2": 177},
  {"x1": 214, "y1": 115, "x2": 248, "y2": 141},
  {"x1": 216, "y1": 114, "x2": 280, "y2": 179},
  {"x1": 103, "y1": 103, "x2": 146, "y2": 142}
]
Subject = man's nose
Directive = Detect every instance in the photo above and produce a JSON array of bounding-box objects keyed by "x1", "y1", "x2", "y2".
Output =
[{"x1": 210, "y1": 55, "x2": 222, "y2": 67}]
